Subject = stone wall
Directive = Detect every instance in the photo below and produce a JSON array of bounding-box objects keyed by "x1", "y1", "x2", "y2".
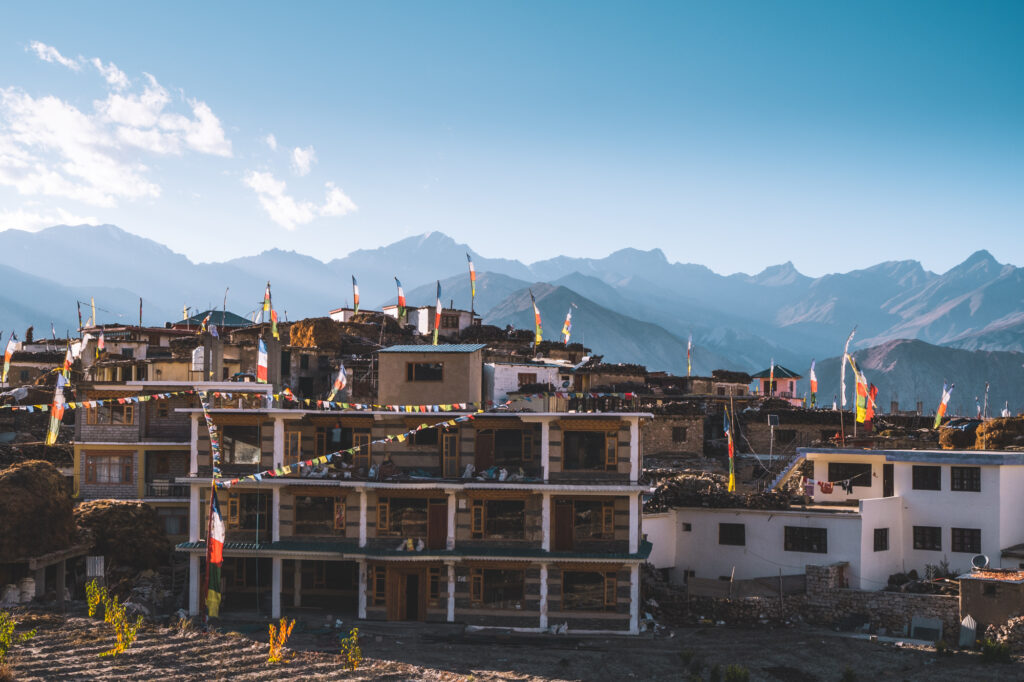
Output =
[
  {"x1": 803, "y1": 564, "x2": 960, "y2": 640},
  {"x1": 643, "y1": 415, "x2": 706, "y2": 456}
]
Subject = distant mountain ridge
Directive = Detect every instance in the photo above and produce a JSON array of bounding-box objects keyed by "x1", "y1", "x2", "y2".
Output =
[{"x1": 0, "y1": 225, "x2": 1022, "y2": 397}]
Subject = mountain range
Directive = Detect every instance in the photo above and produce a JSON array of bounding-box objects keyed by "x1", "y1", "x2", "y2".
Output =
[{"x1": 1, "y1": 224, "x2": 1022, "y2": 412}]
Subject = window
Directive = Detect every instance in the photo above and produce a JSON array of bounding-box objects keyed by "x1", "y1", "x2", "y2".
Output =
[
  {"x1": 85, "y1": 454, "x2": 133, "y2": 484},
  {"x1": 471, "y1": 499, "x2": 525, "y2": 539},
  {"x1": 441, "y1": 314, "x2": 460, "y2": 330},
  {"x1": 717, "y1": 387, "x2": 726, "y2": 396},
  {"x1": 784, "y1": 526, "x2": 827, "y2": 553},
  {"x1": 672, "y1": 427, "x2": 688, "y2": 443},
  {"x1": 775, "y1": 429, "x2": 797, "y2": 442},
  {"x1": 221, "y1": 425, "x2": 261, "y2": 465},
  {"x1": 573, "y1": 500, "x2": 615, "y2": 540},
  {"x1": 410, "y1": 428, "x2": 438, "y2": 446},
  {"x1": 428, "y1": 567, "x2": 443, "y2": 605},
  {"x1": 157, "y1": 404, "x2": 170, "y2": 419},
  {"x1": 226, "y1": 492, "x2": 270, "y2": 533},
  {"x1": 19, "y1": 370, "x2": 29, "y2": 382},
  {"x1": 562, "y1": 431, "x2": 617, "y2": 470},
  {"x1": 517, "y1": 372, "x2": 537, "y2": 388},
  {"x1": 152, "y1": 453, "x2": 171, "y2": 476},
  {"x1": 157, "y1": 507, "x2": 188, "y2": 536},
  {"x1": 406, "y1": 362, "x2": 444, "y2": 382},
  {"x1": 300, "y1": 354, "x2": 310, "y2": 370},
  {"x1": 469, "y1": 568, "x2": 524, "y2": 609},
  {"x1": 718, "y1": 523, "x2": 746, "y2": 546},
  {"x1": 951, "y1": 528, "x2": 981, "y2": 554},
  {"x1": 315, "y1": 427, "x2": 371, "y2": 462},
  {"x1": 682, "y1": 522, "x2": 692, "y2": 532},
  {"x1": 912, "y1": 466, "x2": 941, "y2": 491},
  {"x1": 285, "y1": 431, "x2": 301, "y2": 459},
  {"x1": 377, "y1": 497, "x2": 428, "y2": 537},
  {"x1": 85, "y1": 404, "x2": 135, "y2": 426},
  {"x1": 874, "y1": 528, "x2": 889, "y2": 552},
  {"x1": 372, "y1": 566, "x2": 386, "y2": 605},
  {"x1": 562, "y1": 571, "x2": 617, "y2": 611},
  {"x1": 121, "y1": 347, "x2": 134, "y2": 359},
  {"x1": 441, "y1": 432, "x2": 459, "y2": 477},
  {"x1": 294, "y1": 495, "x2": 345, "y2": 535},
  {"x1": 951, "y1": 467, "x2": 981, "y2": 492},
  {"x1": 827, "y1": 462, "x2": 872, "y2": 487},
  {"x1": 913, "y1": 525, "x2": 942, "y2": 551}
]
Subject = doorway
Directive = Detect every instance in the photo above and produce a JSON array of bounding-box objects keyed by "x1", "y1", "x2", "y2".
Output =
[
  {"x1": 427, "y1": 501, "x2": 447, "y2": 550},
  {"x1": 386, "y1": 567, "x2": 427, "y2": 621},
  {"x1": 883, "y1": 464, "x2": 894, "y2": 497},
  {"x1": 554, "y1": 500, "x2": 574, "y2": 551}
]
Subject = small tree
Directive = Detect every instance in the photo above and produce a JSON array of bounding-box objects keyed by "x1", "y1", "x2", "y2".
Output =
[
  {"x1": 99, "y1": 594, "x2": 143, "y2": 658},
  {"x1": 0, "y1": 611, "x2": 36, "y2": 665},
  {"x1": 86, "y1": 580, "x2": 108, "y2": 619},
  {"x1": 268, "y1": 618, "x2": 295, "y2": 664},
  {"x1": 340, "y1": 627, "x2": 362, "y2": 670}
]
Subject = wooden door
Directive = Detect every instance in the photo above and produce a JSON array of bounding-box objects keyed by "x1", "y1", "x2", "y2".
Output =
[
  {"x1": 427, "y1": 502, "x2": 447, "y2": 550},
  {"x1": 475, "y1": 430, "x2": 494, "y2": 471},
  {"x1": 554, "y1": 500, "x2": 574, "y2": 551},
  {"x1": 387, "y1": 568, "x2": 426, "y2": 621}
]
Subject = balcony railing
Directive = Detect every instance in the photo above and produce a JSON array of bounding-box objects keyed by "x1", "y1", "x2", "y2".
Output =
[{"x1": 145, "y1": 480, "x2": 189, "y2": 498}]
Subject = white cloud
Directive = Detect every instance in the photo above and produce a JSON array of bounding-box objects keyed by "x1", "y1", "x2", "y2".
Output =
[
  {"x1": 244, "y1": 171, "x2": 357, "y2": 230},
  {"x1": 265, "y1": 133, "x2": 277, "y2": 151},
  {"x1": 0, "y1": 207, "x2": 100, "y2": 232},
  {"x1": 91, "y1": 58, "x2": 129, "y2": 90},
  {"x1": 291, "y1": 145, "x2": 316, "y2": 176},
  {"x1": 321, "y1": 182, "x2": 357, "y2": 217},
  {"x1": 28, "y1": 41, "x2": 81, "y2": 71},
  {"x1": 244, "y1": 171, "x2": 316, "y2": 231},
  {"x1": 0, "y1": 47, "x2": 234, "y2": 208}
]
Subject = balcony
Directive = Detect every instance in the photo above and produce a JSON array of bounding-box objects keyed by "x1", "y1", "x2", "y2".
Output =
[{"x1": 145, "y1": 480, "x2": 189, "y2": 498}]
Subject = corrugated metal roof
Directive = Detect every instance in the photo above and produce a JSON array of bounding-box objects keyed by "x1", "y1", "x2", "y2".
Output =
[
  {"x1": 750, "y1": 365, "x2": 802, "y2": 379},
  {"x1": 378, "y1": 344, "x2": 486, "y2": 354}
]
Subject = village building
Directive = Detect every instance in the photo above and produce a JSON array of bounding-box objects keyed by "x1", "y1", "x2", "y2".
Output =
[
  {"x1": 173, "y1": 342, "x2": 652, "y2": 633},
  {"x1": 645, "y1": 446, "x2": 1024, "y2": 593},
  {"x1": 750, "y1": 364, "x2": 803, "y2": 407},
  {"x1": 483, "y1": 361, "x2": 575, "y2": 405},
  {"x1": 380, "y1": 305, "x2": 481, "y2": 338}
]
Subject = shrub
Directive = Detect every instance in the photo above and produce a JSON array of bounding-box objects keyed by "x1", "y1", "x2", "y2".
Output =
[
  {"x1": 85, "y1": 580, "x2": 108, "y2": 619},
  {"x1": 723, "y1": 664, "x2": 750, "y2": 682},
  {"x1": 268, "y1": 618, "x2": 295, "y2": 664},
  {"x1": 980, "y1": 638, "x2": 1012, "y2": 663},
  {"x1": 99, "y1": 594, "x2": 143, "y2": 658},
  {"x1": 0, "y1": 611, "x2": 37, "y2": 665},
  {"x1": 340, "y1": 627, "x2": 362, "y2": 670}
]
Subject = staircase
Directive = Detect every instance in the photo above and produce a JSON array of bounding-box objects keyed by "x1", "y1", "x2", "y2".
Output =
[{"x1": 768, "y1": 452, "x2": 807, "y2": 491}]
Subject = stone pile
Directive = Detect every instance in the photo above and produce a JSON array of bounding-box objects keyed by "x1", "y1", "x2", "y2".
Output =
[{"x1": 984, "y1": 615, "x2": 1024, "y2": 650}]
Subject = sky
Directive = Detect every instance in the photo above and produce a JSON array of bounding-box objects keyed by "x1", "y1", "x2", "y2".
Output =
[{"x1": 0, "y1": 1, "x2": 1021, "y2": 276}]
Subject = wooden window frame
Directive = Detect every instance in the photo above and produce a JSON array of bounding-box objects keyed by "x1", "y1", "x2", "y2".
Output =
[
  {"x1": 470, "y1": 500, "x2": 484, "y2": 536},
  {"x1": 560, "y1": 570, "x2": 618, "y2": 611},
  {"x1": 604, "y1": 572, "x2": 617, "y2": 607},
  {"x1": 470, "y1": 568, "x2": 483, "y2": 604},
  {"x1": 353, "y1": 432, "x2": 371, "y2": 470},
  {"x1": 442, "y1": 432, "x2": 459, "y2": 477},
  {"x1": 227, "y1": 493, "x2": 240, "y2": 528},
  {"x1": 285, "y1": 431, "x2": 301, "y2": 459},
  {"x1": 428, "y1": 567, "x2": 442, "y2": 605},
  {"x1": 334, "y1": 499, "x2": 346, "y2": 532},
  {"x1": 522, "y1": 431, "x2": 534, "y2": 463},
  {"x1": 85, "y1": 404, "x2": 135, "y2": 426},
  {"x1": 377, "y1": 499, "x2": 390, "y2": 535},
  {"x1": 406, "y1": 361, "x2": 444, "y2": 382},
  {"x1": 601, "y1": 502, "x2": 615, "y2": 537},
  {"x1": 84, "y1": 453, "x2": 133, "y2": 484},
  {"x1": 373, "y1": 566, "x2": 386, "y2": 605},
  {"x1": 315, "y1": 430, "x2": 327, "y2": 457}
]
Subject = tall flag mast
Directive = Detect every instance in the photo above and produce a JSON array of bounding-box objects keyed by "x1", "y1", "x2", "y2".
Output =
[
  {"x1": 840, "y1": 327, "x2": 856, "y2": 408},
  {"x1": 263, "y1": 282, "x2": 279, "y2": 340},
  {"x1": 466, "y1": 253, "x2": 476, "y2": 315},
  {"x1": 724, "y1": 405, "x2": 735, "y2": 492}
]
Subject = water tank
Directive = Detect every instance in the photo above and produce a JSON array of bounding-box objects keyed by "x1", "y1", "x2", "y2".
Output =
[{"x1": 191, "y1": 346, "x2": 205, "y2": 371}]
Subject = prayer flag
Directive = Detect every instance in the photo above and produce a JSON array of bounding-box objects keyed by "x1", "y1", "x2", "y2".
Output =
[
  {"x1": 206, "y1": 492, "x2": 225, "y2": 618},
  {"x1": 257, "y1": 338, "x2": 268, "y2": 383},
  {"x1": 467, "y1": 253, "x2": 476, "y2": 301},
  {"x1": 328, "y1": 362, "x2": 347, "y2": 401},
  {"x1": 263, "y1": 282, "x2": 279, "y2": 339},
  {"x1": 934, "y1": 383, "x2": 954, "y2": 428},
  {"x1": 687, "y1": 334, "x2": 692, "y2": 377},
  {"x1": 809, "y1": 359, "x2": 818, "y2": 408},
  {"x1": 724, "y1": 407, "x2": 735, "y2": 492},
  {"x1": 866, "y1": 383, "x2": 879, "y2": 424},
  {"x1": 3, "y1": 334, "x2": 20, "y2": 384},
  {"x1": 45, "y1": 374, "x2": 66, "y2": 446},
  {"x1": 395, "y1": 277, "x2": 406, "y2": 318},
  {"x1": 97, "y1": 331, "x2": 106, "y2": 356},
  {"x1": 352, "y1": 275, "x2": 360, "y2": 314},
  {"x1": 561, "y1": 304, "x2": 574, "y2": 345},
  {"x1": 433, "y1": 281, "x2": 442, "y2": 345},
  {"x1": 847, "y1": 355, "x2": 869, "y2": 423},
  {"x1": 529, "y1": 289, "x2": 542, "y2": 345},
  {"x1": 769, "y1": 358, "x2": 775, "y2": 396},
  {"x1": 90, "y1": 297, "x2": 96, "y2": 327},
  {"x1": 840, "y1": 327, "x2": 856, "y2": 407}
]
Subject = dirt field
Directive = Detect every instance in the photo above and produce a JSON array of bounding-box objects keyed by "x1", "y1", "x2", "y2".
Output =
[{"x1": 6, "y1": 610, "x2": 1024, "y2": 681}]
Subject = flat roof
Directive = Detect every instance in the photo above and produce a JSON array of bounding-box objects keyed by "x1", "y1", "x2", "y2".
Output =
[
  {"x1": 378, "y1": 344, "x2": 486, "y2": 354},
  {"x1": 798, "y1": 447, "x2": 1024, "y2": 466}
]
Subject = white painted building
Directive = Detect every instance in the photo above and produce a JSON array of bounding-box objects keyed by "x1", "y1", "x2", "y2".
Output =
[
  {"x1": 646, "y1": 447, "x2": 1024, "y2": 590},
  {"x1": 379, "y1": 306, "x2": 479, "y2": 337},
  {"x1": 483, "y1": 361, "x2": 573, "y2": 404}
]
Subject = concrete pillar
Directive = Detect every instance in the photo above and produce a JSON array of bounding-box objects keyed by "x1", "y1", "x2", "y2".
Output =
[
  {"x1": 629, "y1": 564, "x2": 640, "y2": 634},
  {"x1": 446, "y1": 491, "x2": 456, "y2": 550},
  {"x1": 188, "y1": 555, "x2": 200, "y2": 615},
  {"x1": 293, "y1": 559, "x2": 302, "y2": 608},
  {"x1": 190, "y1": 415, "x2": 199, "y2": 473},
  {"x1": 271, "y1": 557, "x2": 282, "y2": 619},
  {"x1": 539, "y1": 563, "x2": 549, "y2": 631},
  {"x1": 34, "y1": 567, "x2": 45, "y2": 598},
  {"x1": 540, "y1": 420, "x2": 551, "y2": 481},
  {"x1": 629, "y1": 493, "x2": 639, "y2": 554},
  {"x1": 357, "y1": 560, "x2": 367, "y2": 619},
  {"x1": 189, "y1": 485, "x2": 200, "y2": 542},
  {"x1": 272, "y1": 487, "x2": 281, "y2": 542},
  {"x1": 272, "y1": 418, "x2": 284, "y2": 467},
  {"x1": 359, "y1": 489, "x2": 368, "y2": 548},
  {"x1": 629, "y1": 418, "x2": 639, "y2": 482},
  {"x1": 541, "y1": 492, "x2": 551, "y2": 552},
  {"x1": 446, "y1": 562, "x2": 455, "y2": 623}
]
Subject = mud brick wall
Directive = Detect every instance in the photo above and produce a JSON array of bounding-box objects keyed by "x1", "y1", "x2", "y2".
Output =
[{"x1": 643, "y1": 415, "x2": 706, "y2": 456}]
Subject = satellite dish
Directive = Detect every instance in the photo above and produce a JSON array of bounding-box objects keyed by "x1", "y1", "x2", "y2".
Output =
[{"x1": 971, "y1": 554, "x2": 990, "y2": 570}]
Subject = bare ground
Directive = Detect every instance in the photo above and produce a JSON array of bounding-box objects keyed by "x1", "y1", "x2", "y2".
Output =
[{"x1": 6, "y1": 610, "x2": 1024, "y2": 681}]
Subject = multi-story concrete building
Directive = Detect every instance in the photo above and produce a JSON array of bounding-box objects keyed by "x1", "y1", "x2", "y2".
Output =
[{"x1": 175, "y1": 345, "x2": 652, "y2": 633}]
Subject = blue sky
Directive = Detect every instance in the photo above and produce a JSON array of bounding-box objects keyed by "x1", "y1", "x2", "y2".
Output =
[{"x1": 0, "y1": 1, "x2": 1021, "y2": 276}]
